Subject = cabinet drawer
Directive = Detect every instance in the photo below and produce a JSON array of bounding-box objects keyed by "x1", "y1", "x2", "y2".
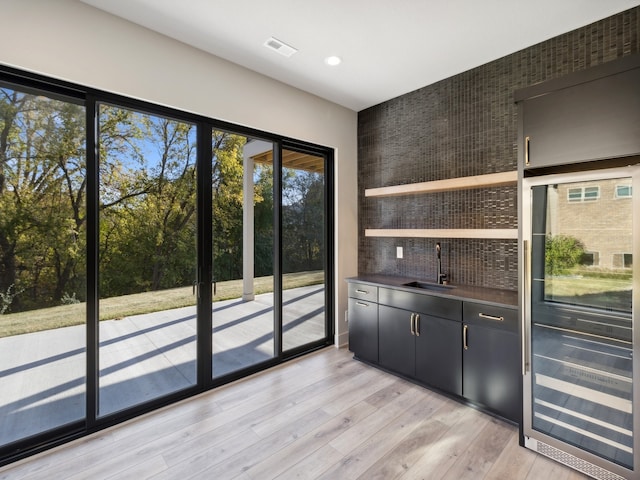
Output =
[
  {"x1": 348, "y1": 282, "x2": 378, "y2": 302},
  {"x1": 378, "y1": 288, "x2": 461, "y2": 321},
  {"x1": 348, "y1": 298, "x2": 378, "y2": 363},
  {"x1": 463, "y1": 302, "x2": 517, "y2": 333}
]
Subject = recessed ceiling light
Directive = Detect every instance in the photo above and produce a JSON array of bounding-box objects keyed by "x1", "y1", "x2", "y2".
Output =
[
  {"x1": 264, "y1": 37, "x2": 298, "y2": 58},
  {"x1": 324, "y1": 56, "x2": 342, "y2": 66}
]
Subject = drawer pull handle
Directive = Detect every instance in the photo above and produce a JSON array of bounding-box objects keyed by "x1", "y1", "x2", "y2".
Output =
[
  {"x1": 355, "y1": 289, "x2": 369, "y2": 294},
  {"x1": 355, "y1": 301, "x2": 369, "y2": 307},
  {"x1": 410, "y1": 313, "x2": 415, "y2": 336},
  {"x1": 463, "y1": 325, "x2": 469, "y2": 350},
  {"x1": 415, "y1": 314, "x2": 420, "y2": 336},
  {"x1": 478, "y1": 313, "x2": 504, "y2": 322}
]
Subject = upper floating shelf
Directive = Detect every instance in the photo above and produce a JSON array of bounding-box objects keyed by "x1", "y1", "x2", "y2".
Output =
[
  {"x1": 365, "y1": 171, "x2": 517, "y2": 198},
  {"x1": 365, "y1": 229, "x2": 518, "y2": 239}
]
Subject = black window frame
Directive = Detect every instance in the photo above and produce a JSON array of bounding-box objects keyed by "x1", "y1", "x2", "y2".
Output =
[{"x1": 0, "y1": 64, "x2": 334, "y2": 466}]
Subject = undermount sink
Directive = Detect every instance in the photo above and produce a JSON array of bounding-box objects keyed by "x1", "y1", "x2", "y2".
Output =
[{"x1": 402, "y1": 280, "x2": 455, "y2": 291}]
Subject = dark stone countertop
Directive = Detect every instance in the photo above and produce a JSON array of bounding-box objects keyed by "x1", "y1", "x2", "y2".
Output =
[{"x1": 346, "y1": 274, "x2": 518, "y2": 308}]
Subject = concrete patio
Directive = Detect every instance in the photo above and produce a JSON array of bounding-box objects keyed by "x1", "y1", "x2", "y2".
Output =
[{"x1": 0, "y1": 284, "x2": 325, "y2": 447}]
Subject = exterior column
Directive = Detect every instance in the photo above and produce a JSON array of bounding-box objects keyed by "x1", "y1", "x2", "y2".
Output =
[{"x1": 242, "y1": 150, "x2": 255, "y2": 301}]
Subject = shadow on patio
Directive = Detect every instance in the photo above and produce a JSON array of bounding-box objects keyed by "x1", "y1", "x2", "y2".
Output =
[{"x1": 0, "y1": 284, "x2": 325, "y2": 447}]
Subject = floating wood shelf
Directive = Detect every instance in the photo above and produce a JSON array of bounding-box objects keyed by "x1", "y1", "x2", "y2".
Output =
[
  {"x1": 365, "y1": 171, "x2": 517, "y2": 198},
  {"x1": 365, "y1": 229, "x2": 518, "y2": 239}
]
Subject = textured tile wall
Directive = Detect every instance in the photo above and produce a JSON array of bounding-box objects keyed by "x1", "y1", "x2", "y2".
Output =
[{"x1": 357, "y1": 7, "x2": 639, "y2": 290}]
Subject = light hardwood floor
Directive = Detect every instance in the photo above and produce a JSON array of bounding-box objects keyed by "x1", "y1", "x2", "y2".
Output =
[{"x1": 0, "y1": 346, "x2": 589, "y2": 480}]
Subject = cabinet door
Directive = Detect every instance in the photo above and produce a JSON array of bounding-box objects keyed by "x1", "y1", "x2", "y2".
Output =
[
  {"x1": 462, "y1": 324, "x2": 520, "y2": 423},
  {"x1": 415, "y1": 315, "x2": 462, "y2": 396},
  {"x1": 348, "y1": 298, "x2": 378, "y2": 364},
  {"x1": 378, "y1": 305, "x2": 415, "y2": 378},
  {"x1": 522, "y1": 66, "x2": 640, "y2": 168}
]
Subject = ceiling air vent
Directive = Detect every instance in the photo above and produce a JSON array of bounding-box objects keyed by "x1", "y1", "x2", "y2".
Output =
[{"x1": 263, "y1": 37, "x2": 298, "y2": 57}]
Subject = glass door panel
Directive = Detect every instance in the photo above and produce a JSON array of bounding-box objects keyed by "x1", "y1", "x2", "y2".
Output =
[
  {"x1": 281, "y1": 149, "x2": 326, "y2": 352},
  {"x1": 530, "y1": 176, "x2": 634, "y2": 469},
  {"x1": 211, "y1": 134, "x2": 274, "y2": 378},
  {"x1": 0, "y1": 86, "x2": 86, "y2": 445},
  {"x1": 98, "y1": 105, "x2": 197, "y2": 416}
]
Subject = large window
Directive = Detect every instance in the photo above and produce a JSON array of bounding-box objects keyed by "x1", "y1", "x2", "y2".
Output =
[
  {"x1": 281, "y1": 149, "x2": 327, "y2": 352},
  {"x1": 97, "y1": 104, "x2": 198, "y2": 416},
  {"x1": 211, "y1": 134, "x2": 275, "y2": 378},
  {"x1": 0, "y1": 68, "x2": 333, "y2": 466},
  {"x1": 0, "y1": 84, "x2": 87, "y2": 446}
]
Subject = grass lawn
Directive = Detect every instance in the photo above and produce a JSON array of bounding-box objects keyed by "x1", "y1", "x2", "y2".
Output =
[
  {"x1": 0, "y1": 271, "x2": 324, "y2": 338},
  {"x1": 544, "y1": 274, "x2": 632, "y2": 311}
]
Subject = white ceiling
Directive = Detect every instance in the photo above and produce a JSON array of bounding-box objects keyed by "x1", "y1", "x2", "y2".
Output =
[{"x1": 81, "y1": 0, "x2": 640, "y2": 111}]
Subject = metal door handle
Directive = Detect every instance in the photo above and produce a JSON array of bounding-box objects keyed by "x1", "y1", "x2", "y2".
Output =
[
  {"x1": 478, "y1": 313, "x2": 504, "y2": 322},
  {"x1": 525, "y1": 136, "x2": 530, "y2": 166},
  {"x1": 410, "y1": 313, "x2": 415, "y2": 336},
  {"x1": 522, "y1": 239, "x2": 530, "y2": 375},
  {"x1": 415, "y1": 314, "x2": 420, "y2": 336},
  {"x1": 463, "y1": 324, "x2": 469, "y2": 350}
]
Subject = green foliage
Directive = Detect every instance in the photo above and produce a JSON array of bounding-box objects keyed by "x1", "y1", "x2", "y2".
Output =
[
  {"x1": 545, "y1": 234, "x2": 585, "y2": 276},
  {"x1": 1, "y1": 88, "x2": 327, "y2": 314},
  {"x1": 282, "y1": 168, "x2": 325, "y2": 273}
]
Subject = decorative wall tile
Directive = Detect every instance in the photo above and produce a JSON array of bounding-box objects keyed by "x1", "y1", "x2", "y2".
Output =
[{"x1": 357, "y1": 7, "x2": 639, "y2": 289}]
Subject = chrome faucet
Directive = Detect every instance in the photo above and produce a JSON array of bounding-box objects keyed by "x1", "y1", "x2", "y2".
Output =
[{"x1": 436, "y1": 242, "x2": 447, "y2": 284}]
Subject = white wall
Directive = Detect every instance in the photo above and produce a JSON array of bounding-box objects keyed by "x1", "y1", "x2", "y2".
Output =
[{"x1": 0, "y1": 0, "x2": 357, "y2": 347}]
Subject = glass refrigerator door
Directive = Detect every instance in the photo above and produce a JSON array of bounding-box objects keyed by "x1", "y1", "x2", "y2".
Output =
[{"x1": 528, "y1": 172, "x2": 636, "y2": 472}]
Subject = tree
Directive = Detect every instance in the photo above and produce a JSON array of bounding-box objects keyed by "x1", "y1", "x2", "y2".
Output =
[
  {"x1": 545, "y1": 234, "x2": 585, "y2": 276},
  {"x1": 211, "y1": 131, "x2": 245, "y2": 282},
  {"x1": 98, "y1": 107, "x2": 197, "y2": 297},
  {"x1": 281, "y1": 169, "x2": 324, "y2": 273},
  {"x1": 0, "y1": 88, "x2": 86, "y2": 311},
  {"x1": 253, "y1": 163, "x2": 274, "y2": 277}
]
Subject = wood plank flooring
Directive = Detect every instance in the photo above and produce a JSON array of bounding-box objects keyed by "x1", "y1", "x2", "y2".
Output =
[{"x1": 0, "y1": 347, "x2": 589, "y2": 480}]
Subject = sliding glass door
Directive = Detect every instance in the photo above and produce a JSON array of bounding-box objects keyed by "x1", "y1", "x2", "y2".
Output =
[
  {"x1": 97, "y1": 105, "x2": 198, "y2": 416},
  {"x1": 281, "y1": 149, "x2": 327, "y2": 352},
  {"x1": 0, "y1": 84, "x2": 87, "y2": 445},
  {"x1": 0, "y1": 66, "x2": 333, "y2": 465},
  {"x1": 210, "y1": 134, "x2": 275, "y2": 378}
]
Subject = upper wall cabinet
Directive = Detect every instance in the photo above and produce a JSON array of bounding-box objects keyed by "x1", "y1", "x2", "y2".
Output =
[{"x1": 516, "y1": 55, "x2": 640, "y2": 169}]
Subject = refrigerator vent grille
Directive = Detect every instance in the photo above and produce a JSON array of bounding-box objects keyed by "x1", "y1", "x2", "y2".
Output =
[{"x1": 536, "y1": 441, "x2": 625, "y2": 480}]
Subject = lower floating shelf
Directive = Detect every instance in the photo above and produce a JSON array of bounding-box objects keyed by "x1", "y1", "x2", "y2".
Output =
[{"x1": 365, "y1": 229, "x2": 518, "y2": 239}]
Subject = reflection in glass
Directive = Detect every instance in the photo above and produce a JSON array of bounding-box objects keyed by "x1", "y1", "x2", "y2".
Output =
[
  {"x1": 543, "y1": 179, "x2": 632, "y2": 313},
  {"x1": 98, "y1": 105, "x2": 197, "y2": 416},
  {"x1": 531, "y1": 176, "x2": 634, "y2": 469}
]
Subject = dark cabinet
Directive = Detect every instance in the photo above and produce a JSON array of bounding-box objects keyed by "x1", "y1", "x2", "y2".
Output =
[
  {"x1": 348, "y1": 298, "x2": 378, "y2": 363},
  {"x1": 462, "y1": 302, "x2": 520, "y2": 423},
  {"x1": 378, "y1": 305, "x2": 415, "y2": 377},
  {"x1": 378, "y1": 289, "x2": 462, "y2": 394},
  {"x1": 346, "y1": 279, "x2": 519, "y2": 424},
  {"x1": 348, "y1": 283, "x2": 378, "y2": 363},
  {"x1": 517, "y1": 57, "x2": 640, "y2": 169},
  {"x1": 415, "y1": 315, "x2": 462, "y2": 396}
]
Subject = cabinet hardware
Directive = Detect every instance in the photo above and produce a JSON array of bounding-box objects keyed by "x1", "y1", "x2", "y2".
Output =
[
  {"x1": 525, "y1": 136, "x2": 530, "y2": 166},
  {"x1": 415, "y1": 314, "x2": 420, "y2": 336},
  {"x1": 463, "y1": 325, "x2": 469, "y2": 350},
  {"x1": 355, "y1": 301, "x2": 369, "y2": 307},
  {"x1": 355, "y1": 289, "x2": 369, "y2": 294},
  {"x1": 410, "y1": 313, "x2": 415, "y2": 336},
  {"x1": 478, "y1": 313, "x2": 504, "y2": 322}
]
